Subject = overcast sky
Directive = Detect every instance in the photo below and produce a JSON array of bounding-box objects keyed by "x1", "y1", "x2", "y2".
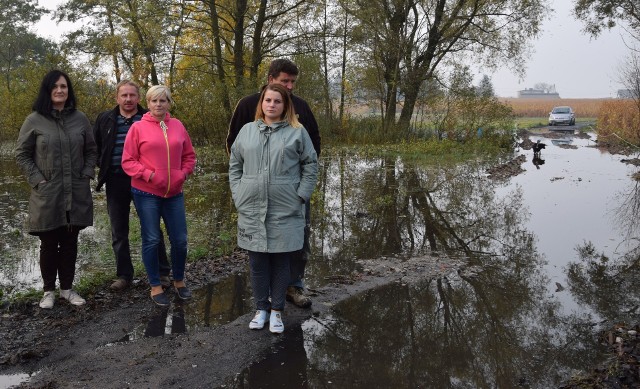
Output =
[
  {"x1": 35, "y1": 0, "x2": 630, "y2": 99},
  {"x1": 489, "y1": 0, "x2": 631, "y2": 98}
]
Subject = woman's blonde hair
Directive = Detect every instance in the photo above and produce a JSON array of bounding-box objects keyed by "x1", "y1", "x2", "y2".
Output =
[
  {"x1": 255, "y1": 84, "x2": 301, "y2": 128},
  {"x1": 146, "y1": 85, "x2": 174, "y2": 105}
]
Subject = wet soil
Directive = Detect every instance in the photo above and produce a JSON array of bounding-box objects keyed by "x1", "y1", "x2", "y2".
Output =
[
  {"x1": 560, "y1": 323, "x2": 640, "y2": 389},
  {"x1": 0, "y1": 252, "x2": 464, "y2": 388}
]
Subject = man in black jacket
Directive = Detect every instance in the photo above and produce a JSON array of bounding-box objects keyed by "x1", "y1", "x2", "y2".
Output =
[
  {"x1": 94, "y1": 80, "x2": 171, "y2": 291},
  {"x1": 226, "y1": 59, "x2": 321, "y2": 308}
]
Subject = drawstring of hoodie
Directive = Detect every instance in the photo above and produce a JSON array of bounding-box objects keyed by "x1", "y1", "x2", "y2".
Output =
[
  {"x1": 261, "y1": 126, "x2": 272, "y2": 183},
  {"x1": 159, "y1": 120, "x2": 171, "y2": 197}
]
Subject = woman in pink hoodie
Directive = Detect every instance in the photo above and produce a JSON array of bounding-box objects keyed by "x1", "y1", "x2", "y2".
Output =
[{"x1": 122, "y1": 85, "x2": 196, "y2": 307}]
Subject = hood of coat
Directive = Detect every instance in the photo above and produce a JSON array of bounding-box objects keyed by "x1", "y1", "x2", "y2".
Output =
[
  {"x1": 257, "y1": 119, "x2": 288, "y2": 133},
  {"x1": 50, "y1": 106, "x2": 76, "y2": 119},
  {"x1": 141, "y1": 111, "x2": 172, "y2": 123}
]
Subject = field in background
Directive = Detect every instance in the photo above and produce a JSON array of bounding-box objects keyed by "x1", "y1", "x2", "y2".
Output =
[
  {"x1": 503, "y1": 98, "x2": 640, "y2": 146},
  {"x1": 502, "y1": 98, "x2": 610, "y2": 118}
]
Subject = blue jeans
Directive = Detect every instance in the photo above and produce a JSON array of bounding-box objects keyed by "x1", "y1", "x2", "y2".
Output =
[
  {"x1": 106, "y1": 171, "x2": 171, "y2": 282},
  {"x1": 132, "y1": 188, "x2": 188, "y2": 287}
]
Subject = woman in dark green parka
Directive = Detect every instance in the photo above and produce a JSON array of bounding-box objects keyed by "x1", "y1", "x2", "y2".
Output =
[{"x1": 15, "y1": 70, "x2": 97, "y2": 309}]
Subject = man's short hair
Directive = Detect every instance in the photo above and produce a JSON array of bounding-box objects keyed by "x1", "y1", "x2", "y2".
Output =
[
  {"x1": 268, "y1": 59, "x2": 299, "y2": 79},
  {"x1": 115, "y1": 79, "x2": 140, "y2": 96}
]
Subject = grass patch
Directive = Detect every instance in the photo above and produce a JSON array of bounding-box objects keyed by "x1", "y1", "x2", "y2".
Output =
[{"x1": 515, "y1": 117, "x2": 596, "y2": 129}]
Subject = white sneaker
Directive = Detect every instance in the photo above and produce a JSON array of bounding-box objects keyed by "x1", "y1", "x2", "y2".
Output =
[
  {"x1": 249, "y1": 310, "x2": 269, "y2": 330},
  {"x1": 269, "y1": 310, "x2": 284, "y2": 334},
  {"x1": 60, "y1": 289, "x2": 86, "y2": 306},
  {"x1": 39, "y1": 291, "x2": 55, "y2": 309}
]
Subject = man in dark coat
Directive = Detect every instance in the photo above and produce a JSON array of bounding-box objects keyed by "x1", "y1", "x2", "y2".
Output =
[
  {"x1": 226, "y1": 59, "x2": 321, "y2": 308},
  {"x1": 94, "y1": 80, "x2": 171, "y2": 291}
]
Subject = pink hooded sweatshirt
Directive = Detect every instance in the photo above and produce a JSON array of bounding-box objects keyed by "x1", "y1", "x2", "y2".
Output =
[{"x1": 122, "y1": 112, "x2": 196, "y2": 198}]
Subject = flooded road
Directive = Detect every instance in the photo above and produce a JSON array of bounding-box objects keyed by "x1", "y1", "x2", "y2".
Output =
[{"x1": 2, "y1": 132, "x2": 639, "y2": 387}]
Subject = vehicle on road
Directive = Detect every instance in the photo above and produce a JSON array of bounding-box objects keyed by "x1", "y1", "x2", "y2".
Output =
[{"x1": 549, "y1": 106, "x2": 575, "y2": 126}]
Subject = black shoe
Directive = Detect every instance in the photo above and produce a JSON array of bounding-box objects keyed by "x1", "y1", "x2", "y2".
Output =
[
  {"x1": 151, "y1": 292, "x2": 170, "y2": 307},
  {"x1": 175, "y1": 286, "x2": 192, "y2": 300}
]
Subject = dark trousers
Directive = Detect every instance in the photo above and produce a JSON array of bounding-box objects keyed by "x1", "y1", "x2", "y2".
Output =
[
  {"x1": 249, "y1": 251, "x2": 291, "y2": 311},
  {"x1": 289, "y1": 201, "x2": 311, "y2": 288},
  {"x1": 105, "y1": 171, "x2": 170, "y2": 282},
  {"x1": 39, "y1": 226, "x2": 81, "y2": 291}
]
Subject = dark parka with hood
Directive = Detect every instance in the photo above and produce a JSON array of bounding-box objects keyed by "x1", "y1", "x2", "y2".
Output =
[{"x1": 15, "y1": 108, "x2": 97, "y2": 235}]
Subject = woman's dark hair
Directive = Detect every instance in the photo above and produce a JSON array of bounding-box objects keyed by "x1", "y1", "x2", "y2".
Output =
[{"x1": 32, "y1": 70, "x2": 77, "y2": 116}]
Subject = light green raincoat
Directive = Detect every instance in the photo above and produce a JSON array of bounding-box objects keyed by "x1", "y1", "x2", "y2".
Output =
[{"x1": 229, "y1": 120, "x2": 318, "y2": 253}]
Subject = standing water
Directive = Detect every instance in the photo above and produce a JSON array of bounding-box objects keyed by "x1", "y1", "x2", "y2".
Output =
[{"x1": 230, "y1": 133, "x2": 640, "y2": 388}]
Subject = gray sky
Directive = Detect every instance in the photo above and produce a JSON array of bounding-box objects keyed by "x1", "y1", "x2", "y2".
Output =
[
  {"x1": 36, "y1": 0, "x2": 629, "y2": 99},
  {"x1": 489, "y1": 0, "x2": 630, "y2": 98}
]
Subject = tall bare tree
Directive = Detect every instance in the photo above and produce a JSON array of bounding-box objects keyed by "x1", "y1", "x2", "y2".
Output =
[{"x1": 344, "y1": 0, "x2": 547, "y2": 132}]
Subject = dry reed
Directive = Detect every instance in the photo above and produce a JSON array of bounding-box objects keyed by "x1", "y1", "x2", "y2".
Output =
[
  {"x1": 501, "y1": 98, "x2": 609, "y2": 118},
  {"x1": 596, "y1": 99, "x2": 640, "y2": 146}
]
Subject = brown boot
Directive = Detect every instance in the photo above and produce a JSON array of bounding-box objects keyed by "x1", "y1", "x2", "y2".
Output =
[
  {"x1": 286, "y1": 286, "x2": 312, "y2": 308},
  {"x1": 110, "y1": 278, "x2": 130, "y2": 291}
]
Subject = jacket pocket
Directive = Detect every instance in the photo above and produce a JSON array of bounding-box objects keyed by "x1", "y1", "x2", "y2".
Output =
[
  {"x1": 34, "y1": 133, "x2": 50, "y2": 173},
  {"x1": 270, "y1": 183, "x2": 303, "y2": 219},
  {"x1": 152, "y1": 168, "x2": 169, "y2": 190},
  {"x1": 234, "y1": 180, "x2": 258, "y2": 211},
  {"x1": 169, "y1": 168, "x2": 186, "y2": 192}
]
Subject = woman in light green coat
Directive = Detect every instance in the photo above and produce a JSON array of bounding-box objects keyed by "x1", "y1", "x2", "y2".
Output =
[{"x1": 229, "y1": 84, "x2": 318, "y2": 334}]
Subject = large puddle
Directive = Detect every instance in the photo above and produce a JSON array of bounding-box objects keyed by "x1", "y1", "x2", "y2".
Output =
[{"x1": 2, "y1": 132, "x2": 639, "y2": 387}]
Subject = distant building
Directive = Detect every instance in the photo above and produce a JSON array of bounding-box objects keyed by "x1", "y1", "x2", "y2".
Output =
[
  {"x1": 617, "y1": 89, "x2": 634, "y2": 99},
  {"x1": 517, "y1": 88, "x2": 560, "y2": 99}
]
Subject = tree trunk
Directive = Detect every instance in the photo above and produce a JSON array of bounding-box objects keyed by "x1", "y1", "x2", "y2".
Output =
[
  {"x1": 321, "y1": 0, "x2": 333, "y2": 124},
  {"x1": 207, "y1": 0, "x2": 231, "y2": 114},
  {"x1": 233, "y1": 0, "x2": 248, "y2": 92},
  {"x1": 249, "y1": 0, "x2": 267, "y2": 88},
  {"x1": 125, "y1": 0, "x2": 158, "y2": 85},
  {"x1": 106, "y1": 7, "x2": 121, "y2": 83},
  {"x1": 338, "y1": 10, "x2": 348, "y2": 125}
]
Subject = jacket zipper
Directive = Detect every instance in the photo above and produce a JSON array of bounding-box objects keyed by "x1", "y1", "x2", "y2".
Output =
[{"x1": 160, "y1": 121, "x2": 171, "y2": 197}]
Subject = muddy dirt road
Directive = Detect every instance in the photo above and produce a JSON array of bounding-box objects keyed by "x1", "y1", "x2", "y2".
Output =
[{"x1": 1, "y1": 253, "x2": 465, "y2": 388}]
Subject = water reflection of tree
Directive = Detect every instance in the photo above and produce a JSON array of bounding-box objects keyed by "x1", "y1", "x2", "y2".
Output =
[
  {"x1": 314, "y1": 151, "x2": 536, "y2": 266},
  {"x1": 185, "y1": 155, "x2": 235, "y2": 255},
  {"x1": 567, "y1": 243, "x2": 640, "y2": 323},
  {"x1": 304, "y1": 151, "x2": 603, "y2": 386},
  {"x1": 302, "y1": 259, "x2": 603, "y2": 387},
  {"x1": 566, "y1": 180, "x2": 640, "y2": 323},
  {"x1": 612, "y1": 181, "x2": 640, "y2": 242}
]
